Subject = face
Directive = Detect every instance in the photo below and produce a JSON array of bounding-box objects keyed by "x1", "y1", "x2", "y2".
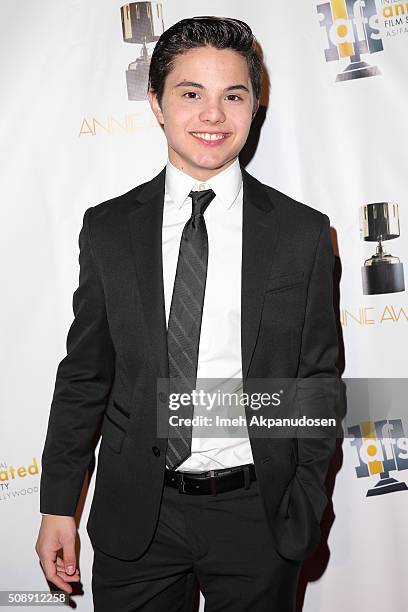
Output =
[{"x1": 148, "y1": 46, "x2": 259, "y2": 181}]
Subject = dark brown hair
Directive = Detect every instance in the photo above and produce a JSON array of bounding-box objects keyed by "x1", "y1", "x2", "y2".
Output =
[{"x1": 148, "y1": 16, "x2": 263, "y2": 110}]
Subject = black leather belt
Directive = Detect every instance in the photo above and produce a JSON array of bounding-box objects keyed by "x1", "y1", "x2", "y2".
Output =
[{"x1": 164, "y1": 464, "x2": 257, "y2": 495}]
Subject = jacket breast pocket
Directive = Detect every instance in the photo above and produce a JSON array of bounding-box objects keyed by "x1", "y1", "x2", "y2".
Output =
[
  {"x1": 264, "y1": 271, "x2": 305, "y2": 294},
  {"x1": 262, "y1": 270, "x2": 307, "y2": 334}
]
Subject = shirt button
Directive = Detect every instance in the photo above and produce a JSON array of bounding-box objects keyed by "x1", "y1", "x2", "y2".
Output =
[
  {"x1": 197, "y1": 183, "x2": 207, "y2": 191},
  {"x1": 152, "y1": 446, "x2": 161, "y2": 457}
]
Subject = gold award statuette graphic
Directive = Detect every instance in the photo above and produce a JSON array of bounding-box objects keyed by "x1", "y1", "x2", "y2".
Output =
[
  {"x1": 360, "y1": 202, "x2": 405, "y2": 295},
  {"x1": 349, "y1": 420, "x2": 408, "y2": 497},
  {"x1": 121, "y1": 2, "x2": 164, "y2": 101},
  {"x1": 317, "y1": 0, "x2": 384, "y2": 81}
]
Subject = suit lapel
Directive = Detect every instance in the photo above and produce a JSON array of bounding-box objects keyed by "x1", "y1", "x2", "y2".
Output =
[
  {"x1": 241, "y1": 167, "x2": 279, "y2": 379},
  {"x1": 128, "y1": 167, "x2": 169, "y2": 380},
  {"x1": 127, "y1": 165, "x2": 280, "y2": 383}
]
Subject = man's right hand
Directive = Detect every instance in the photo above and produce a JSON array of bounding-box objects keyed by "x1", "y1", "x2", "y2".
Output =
[{"x1": 35, "y1": 515, "x2": 81, "y2": 594}]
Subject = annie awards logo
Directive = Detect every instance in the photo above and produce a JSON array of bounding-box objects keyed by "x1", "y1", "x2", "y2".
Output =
[
  {"x1": 317, "y1": 0, "x2": 384, "y2": 81},
  {"x1": 78, "y1": 2, "x2": 164, "y2": 137},
  {"x1": 348, "y1": 419, "x2": 408, "y2": 496}
]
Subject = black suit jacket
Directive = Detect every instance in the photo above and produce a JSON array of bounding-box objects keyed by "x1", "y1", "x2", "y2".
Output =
[{"x1": 40, "y1": 166, "x2": 340, "y2": 561}]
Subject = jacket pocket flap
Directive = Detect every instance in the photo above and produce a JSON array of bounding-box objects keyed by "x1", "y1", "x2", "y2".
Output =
[
  {"x1": 101, "y1": 414, "x2": 126, "y2": 453},
  {"x1": 106, "y1": 400, "x2": 131, "y2": 430}
]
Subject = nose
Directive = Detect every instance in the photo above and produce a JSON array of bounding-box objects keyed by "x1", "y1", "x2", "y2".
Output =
[{"x1": 198, "y1": 99, "x2": 226, "y2": 124}]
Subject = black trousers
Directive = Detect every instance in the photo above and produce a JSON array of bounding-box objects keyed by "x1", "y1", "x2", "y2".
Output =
[{"x1": 91, "y1": 477, "x2": 301, "y2": 612}]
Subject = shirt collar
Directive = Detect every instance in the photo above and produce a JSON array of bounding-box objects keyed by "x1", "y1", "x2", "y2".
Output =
[{"x1": 165, "y1": 158, "x2": 242, "y2": 211}]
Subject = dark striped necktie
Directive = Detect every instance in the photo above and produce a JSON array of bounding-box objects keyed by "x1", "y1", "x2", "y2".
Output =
[{"x1": 165, "y1": 188, "x2": 216, "y2": 469}]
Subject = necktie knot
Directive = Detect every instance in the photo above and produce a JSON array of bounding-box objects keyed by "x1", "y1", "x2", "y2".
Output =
[{"x1": 189, "y1": 189, "x2": 216, "y2": 218}]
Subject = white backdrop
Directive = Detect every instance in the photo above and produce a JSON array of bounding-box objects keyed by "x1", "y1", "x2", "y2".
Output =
[{"x1": 1, "y1": 1, "x2": 408, "y2": 610}]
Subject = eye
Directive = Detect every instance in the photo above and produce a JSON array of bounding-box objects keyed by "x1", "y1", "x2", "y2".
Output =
[
  {"x1": 225, "y1": 94, "x2": 242, "y2": 101},
  {"x1": 182, "y1": 91, "x2": 200, "y2": 99}
]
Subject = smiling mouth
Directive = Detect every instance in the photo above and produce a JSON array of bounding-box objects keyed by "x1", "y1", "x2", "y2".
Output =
[{"x1": 190, "y1": 132, "x2": 231, "y2": 142}]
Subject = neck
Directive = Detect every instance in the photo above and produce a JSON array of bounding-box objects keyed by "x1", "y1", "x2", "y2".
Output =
[{"x1": 168, "y1": 153, "x2": 238, "y2": 182}]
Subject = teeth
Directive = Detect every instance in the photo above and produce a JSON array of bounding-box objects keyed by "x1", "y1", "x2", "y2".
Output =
[{"x1": 192, "y1": 132, "x2": 227, "y2": 141}]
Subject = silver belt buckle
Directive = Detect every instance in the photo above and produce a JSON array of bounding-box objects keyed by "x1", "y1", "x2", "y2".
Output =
[
  {"x1": 209, "y1": 469, "x2": 217, "y2": 496},
  {"x1": 179, "y1": 472, "x2": 186, "y2": 494}
]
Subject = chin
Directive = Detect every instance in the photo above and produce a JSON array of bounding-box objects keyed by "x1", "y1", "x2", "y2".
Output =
[{"x1": 194, "y1": 154, "x2": 234, "y2": 170}]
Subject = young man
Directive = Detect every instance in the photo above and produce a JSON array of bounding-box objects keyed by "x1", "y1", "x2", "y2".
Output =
[{"x1": 36, "y1": 16, "x2": 339, "y2": 612}]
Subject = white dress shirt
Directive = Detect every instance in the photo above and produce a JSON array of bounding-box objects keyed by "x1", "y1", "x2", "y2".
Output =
[{"x1": 163, "y1": 158, "x2": 254, "y2": 472}]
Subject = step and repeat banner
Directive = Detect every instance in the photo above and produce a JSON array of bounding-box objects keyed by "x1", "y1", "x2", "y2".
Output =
[{"x1": 1, "y1": 0, "x2": 407, "y2": 610}]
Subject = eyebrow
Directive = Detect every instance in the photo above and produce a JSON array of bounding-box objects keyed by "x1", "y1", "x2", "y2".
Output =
[{"x1": 174, "y1": 81, "x2": 250, "y2": 93}]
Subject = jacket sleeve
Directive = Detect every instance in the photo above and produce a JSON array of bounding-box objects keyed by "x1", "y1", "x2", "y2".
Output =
[
  {"x1": 294, "y1": 213, "x2": 340, "y2": 521},
  {"x1": 272, "y1": 213, "x2": 341, "y2": 561},
  {"x1": 40, "y1": 207, "x2": 115, "y2": 516}
]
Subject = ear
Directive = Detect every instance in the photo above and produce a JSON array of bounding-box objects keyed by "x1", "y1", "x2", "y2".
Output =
[
  {"x1": 252, "y1": 99, "x2": 260, "y2": 120},
  {"x1": 147, "y1": 89, "x2": 164, "y2": 125}
]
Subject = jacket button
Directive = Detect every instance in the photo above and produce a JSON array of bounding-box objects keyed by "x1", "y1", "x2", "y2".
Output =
[{"x1": 152, "y1": 446, "x2": 161, "y2": 457}]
